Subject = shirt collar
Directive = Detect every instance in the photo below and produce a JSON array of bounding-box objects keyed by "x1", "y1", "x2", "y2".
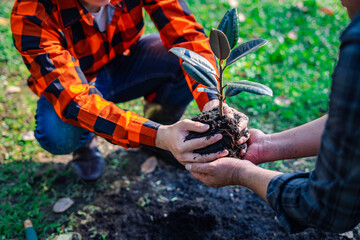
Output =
[
  {"x1": 57, "y1": 0, "x2": 124, "y2": 28},
  {"x1": 57, "y1": 0, "x2": 94, "y2": 28}
]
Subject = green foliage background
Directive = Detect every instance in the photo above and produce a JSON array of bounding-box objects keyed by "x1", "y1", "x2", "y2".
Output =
[{"x1": 0, "y1": 0, "x2": 348, "y2": 238}]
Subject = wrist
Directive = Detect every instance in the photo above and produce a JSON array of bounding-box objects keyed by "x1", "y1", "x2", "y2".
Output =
[
  {"x1": 254, "y1": 133, "x2": 279, "y2": 164},
  {"x1": 260, "y1": 134, "x2": 274, "y2": 162},
  {"x1": 263, "y1": 132, "x2": 290, "y2": 162},
  {"x1": 155, "y1": 125, "x2": 169, "y2": 150},
  {"x1": 233, "y1": 160, "x2": 257, "y2": 185},
  {"x1": 233, "y1": 161, "x2": 282, "y2": 203}
]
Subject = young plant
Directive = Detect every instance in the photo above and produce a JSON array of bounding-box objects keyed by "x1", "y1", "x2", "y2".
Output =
[{"x1": 170, "y1": 8, "x2": 272, "y2": 116}]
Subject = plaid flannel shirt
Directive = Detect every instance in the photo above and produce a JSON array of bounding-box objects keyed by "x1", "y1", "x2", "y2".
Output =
[
  {"x1": 11, "y1": 0, "x2": 217, "y2": 148},
  {"x1": 267, "y1": 13, "x2": 360, "y2": 233}
]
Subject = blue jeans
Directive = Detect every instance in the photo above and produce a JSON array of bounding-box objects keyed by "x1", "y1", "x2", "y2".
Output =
[{"x1": 35, "y1": 34, "x2": 193, "y2": 155}]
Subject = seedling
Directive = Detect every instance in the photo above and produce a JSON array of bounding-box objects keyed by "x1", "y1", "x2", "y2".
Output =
[{"x1": 170, "y1": 8, "x2": 272, "y2": 116}]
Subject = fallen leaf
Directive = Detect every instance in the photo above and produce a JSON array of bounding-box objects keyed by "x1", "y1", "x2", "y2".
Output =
[
  {"x1": 274, "y1": 96, "x2": 292, "y2": 106},
  {"x1": 53, "y1": 197, "x2": 74, "y2": 213},
  {"x1": 238, "y1": 13, "x2": 246, "y2": 22},
  {"x1": 21, "y1": 131, "x2": 35, "y2": 141},
  {"x1": 287, "y1": 31, "x2": 298, "y2": 40},
  {"x1": 320, "y1": 7, "x2": 334, "y2": 16},
  {"x1": 228, "y1": 0, "x2": 239, "y2": 8},
  {"x1": 141, "y1": 156, "x2": 158, "y2": 174},
  {"x1": 340, "y1": 231, "x2": 354, "y2": 239},
  {"x1": 0, "y1": 17, "x2": 10, "y2": 26},
  {"x1": 5, "y1": 86, "x2": 21, "y2": 94}
]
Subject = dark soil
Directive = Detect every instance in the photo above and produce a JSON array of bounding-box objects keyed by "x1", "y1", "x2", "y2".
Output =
[
  {"x1": 62, "y1": 148, "x2": 357, "y2": 240},
  {"x1": 185, "y1": 108, "x2": 247, "y2": 158}
]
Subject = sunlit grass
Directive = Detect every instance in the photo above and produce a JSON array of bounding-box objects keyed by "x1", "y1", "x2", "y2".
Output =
[{"x1": 0, "y1": 0, "x2": 348, "y2": 238}]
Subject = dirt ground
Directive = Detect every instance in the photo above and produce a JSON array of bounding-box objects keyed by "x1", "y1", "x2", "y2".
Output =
[{"x1": 49, "y1": 141, "x2": 359, "y2": 240}]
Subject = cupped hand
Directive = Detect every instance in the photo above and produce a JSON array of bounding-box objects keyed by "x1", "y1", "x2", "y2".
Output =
[
  {"x1": 185, "y1": 157, "x2": 256, "y2": 188},
  {"x1": 155, "y1": 119, "x2": 229, "y2": 165},
  {"x1": 242, "y1": 129, "x2": 268, "y2": 165}
]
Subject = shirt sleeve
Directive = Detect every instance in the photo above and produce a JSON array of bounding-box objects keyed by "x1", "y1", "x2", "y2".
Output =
[
  {"x1": 142, "y1": 0, "x2": 218, "y2": 111},
  {"x1": 266, "y1": 31, "x2": 360, "y2": 233},
  {"x1": 11, "y1": 6, "x2": 159, "y2": 148}
]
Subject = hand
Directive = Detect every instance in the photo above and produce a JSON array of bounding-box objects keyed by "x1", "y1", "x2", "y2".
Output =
[
  {"x1": 185, "y1": 157, "x2": 256, "y2": 188},
  {"x1": 242, "y1": 129, "x2": 270, "y2": 164},
  {"x1": 186, "y1": 157, "x2": 282, "y2": 203},
  {"x1": 155, "y1": 119, "x2": 229, "y2": 165}
]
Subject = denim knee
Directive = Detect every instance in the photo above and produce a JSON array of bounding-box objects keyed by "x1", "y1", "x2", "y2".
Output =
[
  {"x1": 35, "y1": 96, "x2": 92, "y2": 155},
  {"x1": 35, "y1": 129, "x2": 91, "y2": 155}
]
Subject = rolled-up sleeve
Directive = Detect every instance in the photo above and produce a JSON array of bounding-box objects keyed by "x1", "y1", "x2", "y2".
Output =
[{"x1": 266, "y1": 16, "x2": 360, "y2": 233}]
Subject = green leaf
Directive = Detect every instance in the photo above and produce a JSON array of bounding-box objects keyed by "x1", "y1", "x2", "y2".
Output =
[
  {"x1": 225, "y1": 80, "x2": 273, "y2": 97},
  {"x1": 182, "y1": 61, "x2": 218, "y2": 88},
  {"x1": 226, "y1": 39, "x2": 268, "y2": 67},
  {"x1": 197, "y1": 87, "x2": 219, "y2": 95},
  {"x1": 210, "y1": 29, "x2": 231, "y2": 61},
  {"x1": 169, "y1": 47, "x2": 217, "y2": 76},
  {"x1": 217, "y1": 8, "x2": 239, "y2": 49}
]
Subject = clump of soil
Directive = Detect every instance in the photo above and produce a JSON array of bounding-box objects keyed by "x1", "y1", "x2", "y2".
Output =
[{"x1": 185, "y1": 108, "x2": 248, "y2": 158}]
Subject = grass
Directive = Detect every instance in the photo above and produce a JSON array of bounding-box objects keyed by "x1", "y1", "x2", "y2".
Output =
[{"x1": 0, "y1": 0, "x2": 348, "y2": 238}]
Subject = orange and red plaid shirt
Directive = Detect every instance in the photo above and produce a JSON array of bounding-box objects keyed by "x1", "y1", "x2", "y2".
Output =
[{"x1": 11, "y1": 0, "x2": 216, "y2": 148}]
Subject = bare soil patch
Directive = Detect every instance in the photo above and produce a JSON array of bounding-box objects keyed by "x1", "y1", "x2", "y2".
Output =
[{"x1": 54, "y1": 147, "x2": 356, "y2": 240}]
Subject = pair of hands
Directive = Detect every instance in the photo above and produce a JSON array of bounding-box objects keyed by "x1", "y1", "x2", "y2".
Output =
[
  {"x1": 155, "y1": 100, "x2": 250, "y2": 165},
  {"x1": 155, "y1": 100, "x2": 270, "y2": 188},
  {"x1": 186, "y1": 129, "x2": 268, "y2": 188}
]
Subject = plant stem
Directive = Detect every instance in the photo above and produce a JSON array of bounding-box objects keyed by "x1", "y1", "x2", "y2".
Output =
[{"x1": 219, "y1": 61, "x2": 224, "y2": 116}]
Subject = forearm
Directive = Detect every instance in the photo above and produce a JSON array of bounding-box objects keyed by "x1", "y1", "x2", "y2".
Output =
[
  {"x1": 263, "y1": 115, "x2": 327, "y2": 161},
  {"x1": 234, "y1": 163, "x2": 282, "y2": 203}
]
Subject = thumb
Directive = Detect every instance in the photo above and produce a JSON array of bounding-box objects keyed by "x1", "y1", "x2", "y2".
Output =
[
  {"x1": 185, "y1": 162, "x2": 211, "y2": 174},
  {"x1": 181, "y1": 120, "x2": 209, "y2": 133}
]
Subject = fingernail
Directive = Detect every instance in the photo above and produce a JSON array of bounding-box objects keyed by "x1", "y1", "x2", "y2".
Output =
[
  {"x1": 201, "y1": 124, "x2": 209, "y2": 130},
  {"x1": 185, "y1": 164, "x2": 192, "y2": 171},
  {"x1": 215, "y1": 134, "x2": 222, "y2": 140},
  {"x1": 241, "y1": 149, "x2": 246, "y2": 156}
]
